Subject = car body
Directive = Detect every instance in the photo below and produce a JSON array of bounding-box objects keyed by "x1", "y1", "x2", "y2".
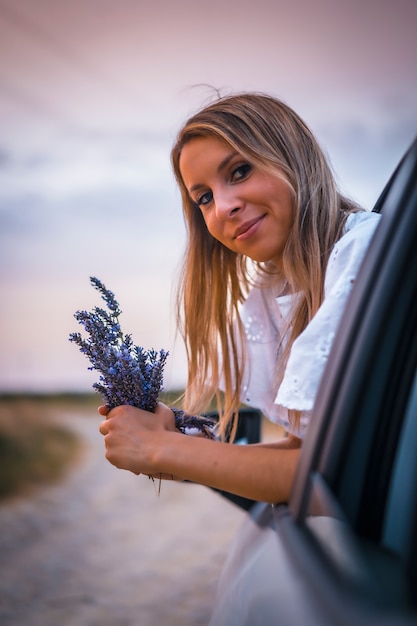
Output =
[{"x1": 209, "y1": 137, "x2": 417, "y2": 625}]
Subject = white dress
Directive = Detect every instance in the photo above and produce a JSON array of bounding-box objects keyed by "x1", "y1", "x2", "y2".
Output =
[{"x1": 237, "y1": 211, "x2": 381, "y2": 437}]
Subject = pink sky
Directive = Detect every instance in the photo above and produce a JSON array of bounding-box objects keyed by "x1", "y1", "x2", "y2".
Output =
[{"x1": 0, "y1": 0, "x2": 416, "y2": 392}]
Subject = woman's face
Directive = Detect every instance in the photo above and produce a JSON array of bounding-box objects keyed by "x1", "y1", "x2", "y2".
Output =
[{"x1": 179, "y1": 135, "x2": 294, "y2": 268}]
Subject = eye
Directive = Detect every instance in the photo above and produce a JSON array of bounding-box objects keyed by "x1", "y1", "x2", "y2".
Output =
[
  {"x1": 231, "y1": 163, "x2": 252, "y2": 182},
  {"x1": 195, "y1": 190, "x2": 213, "y2": 208}
]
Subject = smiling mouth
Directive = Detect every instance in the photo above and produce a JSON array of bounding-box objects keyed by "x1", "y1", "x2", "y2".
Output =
[{"x1": 233, "y1": 215, "x2": 266, "y2": 240}]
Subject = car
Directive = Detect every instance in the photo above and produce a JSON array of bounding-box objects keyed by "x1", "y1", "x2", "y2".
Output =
[{"x1": 208, "y1": 136, "x2": 417, "y2": 625}]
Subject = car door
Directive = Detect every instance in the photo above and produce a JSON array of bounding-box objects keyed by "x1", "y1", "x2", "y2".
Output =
[{"x1": 209, "y1": 137, "x2": 417, "y2": 626}]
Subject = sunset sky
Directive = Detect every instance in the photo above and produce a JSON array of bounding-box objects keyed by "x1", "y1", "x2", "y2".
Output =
[{"x1": 0, "y1": 0, "x2": 416, "y2": 393}]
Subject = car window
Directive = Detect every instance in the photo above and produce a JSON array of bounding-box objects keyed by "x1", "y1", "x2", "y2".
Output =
[
  {"x1": 382, "y1": 365, "x2": 417, "y2": 574},
  {"x1": 303, "y1": 356, "x2": 417, "y2": 609}
]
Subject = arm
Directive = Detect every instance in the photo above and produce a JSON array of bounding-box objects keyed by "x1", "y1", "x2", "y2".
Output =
[{"x1": 99, "y1": 403, "x2": 301, "y2": 504}]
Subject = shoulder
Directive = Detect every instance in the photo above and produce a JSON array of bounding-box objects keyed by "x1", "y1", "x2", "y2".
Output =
[
  {"x1": 325, "y1": 211, "x2": 381, "y2": 289},
  {"x1": 339, "y1": 210, "x2": 381, "y2": 248}
]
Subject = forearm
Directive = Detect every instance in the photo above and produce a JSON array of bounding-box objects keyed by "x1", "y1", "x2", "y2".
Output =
[
  {"x1": 100, "y1": 404, "x2": 301, "y2": 503},
  {"x1": 153, "y1": 432, "x2": 301, "y2": 504}
]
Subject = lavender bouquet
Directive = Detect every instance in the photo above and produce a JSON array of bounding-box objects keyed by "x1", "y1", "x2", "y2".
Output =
[
  {"x1": 69, "y1": 277, "x2": 168, "y2": 411},
  {"x1": 69, "y1": 277, "x2": 216, "y2": 438}
]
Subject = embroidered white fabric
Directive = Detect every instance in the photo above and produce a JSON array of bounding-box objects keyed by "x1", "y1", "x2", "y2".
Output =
[{"x1": 238, "y1": 211, "x2": 381, "y2": 437}]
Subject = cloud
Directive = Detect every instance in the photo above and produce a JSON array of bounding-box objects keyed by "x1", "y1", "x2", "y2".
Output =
[{"x1": 0, "y1": 126, "x2": 174, "y2": 200}]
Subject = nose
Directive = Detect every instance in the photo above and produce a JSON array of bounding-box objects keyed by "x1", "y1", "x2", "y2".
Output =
[{"x1": 214, "y1": 187, "x2": 242, "y2": 220}]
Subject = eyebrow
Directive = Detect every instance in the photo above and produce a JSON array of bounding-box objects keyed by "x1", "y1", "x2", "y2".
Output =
[{"x1": 189, "y1": 151, "x2": 238, "y2": 193}]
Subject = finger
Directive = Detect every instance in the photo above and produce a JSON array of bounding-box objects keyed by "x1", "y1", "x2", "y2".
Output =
[
  {"x1": 99, "y1": 420, "x2": 109, "y2": 436},
  {"x1": 98, "y1": 405, "x2": 109, "y2": 416}
]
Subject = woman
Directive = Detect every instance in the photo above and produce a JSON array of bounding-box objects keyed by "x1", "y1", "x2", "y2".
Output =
[{"x1": 99, "y1": 93, "x2": 380, "y2": 504}]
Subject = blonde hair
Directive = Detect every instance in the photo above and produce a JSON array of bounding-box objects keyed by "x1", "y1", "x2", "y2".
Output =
[{"x1": 171, "y1": 92, "x2": 361, "y2": 440}]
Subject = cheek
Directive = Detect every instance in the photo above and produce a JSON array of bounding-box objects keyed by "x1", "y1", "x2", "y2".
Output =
[
  {"x1": 203, "y1": 218, "x2": 232, "y2": 250},
  {"x1": 194, "y1": 208, "x2": 216, "y2": 238},
  {"x1": 285, "y1": 205, "x2": 295, "y2": 231},
  {"x1": 201, "y1": 213, "x2": 220, "y2": 239}
]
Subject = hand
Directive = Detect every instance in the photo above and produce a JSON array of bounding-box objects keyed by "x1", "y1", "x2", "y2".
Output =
[{"x1": 98, "y1": 403, "x2": 176, "y2": 475}]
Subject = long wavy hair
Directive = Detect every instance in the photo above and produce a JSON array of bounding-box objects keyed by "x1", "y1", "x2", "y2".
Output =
[{"x1": 171, "y1": 92, "x2": 361, "y2": 440}]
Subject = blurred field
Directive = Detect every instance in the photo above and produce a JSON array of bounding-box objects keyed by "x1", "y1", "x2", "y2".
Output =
[{"x1": 0, "y1": 394, "x2": 86, "y2": 499}]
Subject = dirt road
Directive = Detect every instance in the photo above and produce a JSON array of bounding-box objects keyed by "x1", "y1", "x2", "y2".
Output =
[{"x1": 0, "y1": 411, "x2": 246, "y2": 626}]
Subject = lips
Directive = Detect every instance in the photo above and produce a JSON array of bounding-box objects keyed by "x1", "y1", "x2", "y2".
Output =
[{"x1": 233, "y1": 215, "x2": 265, "y2": 240}]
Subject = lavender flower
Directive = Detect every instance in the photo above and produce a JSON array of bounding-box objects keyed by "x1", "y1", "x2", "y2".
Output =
[
  {"x1": 69, "y1": 277, "x2": 216, "y2": 439},
  {"x1": 69, "y1": 277, "x2": 168, "y2": 412}
]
